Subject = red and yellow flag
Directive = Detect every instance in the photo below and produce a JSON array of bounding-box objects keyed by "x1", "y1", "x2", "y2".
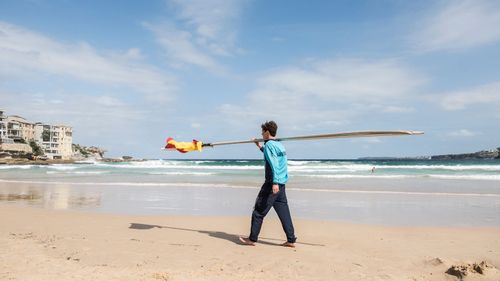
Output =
[{"x1": 165, "y1": 138, "x2": 203, "y2": 153}]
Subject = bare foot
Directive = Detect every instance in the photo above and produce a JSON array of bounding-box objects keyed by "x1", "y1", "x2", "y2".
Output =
[
  {"x1": 282, "y1": 242, "x2": 295, "y2": 248},
  {"x1": 239, "y1": 237, "x2": 255, "y2": 246}
]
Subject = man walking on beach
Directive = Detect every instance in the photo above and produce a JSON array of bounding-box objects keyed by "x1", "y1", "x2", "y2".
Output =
[{"x1": 239, "y1": 121, "x2": 297, "y2": 247}]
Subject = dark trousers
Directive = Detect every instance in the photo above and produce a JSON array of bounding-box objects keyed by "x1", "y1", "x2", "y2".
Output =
[{"x1": 249, "y1": 182, "x2": 296, "y2": 243}]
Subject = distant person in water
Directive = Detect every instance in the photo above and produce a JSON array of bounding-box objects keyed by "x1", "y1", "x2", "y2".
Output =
[
  {"x1": 239, "y1": 121, "x2": 297, "y2": 247},
  {"x1": 371, "y1": 167, "x2": 376, "y2": 173}
]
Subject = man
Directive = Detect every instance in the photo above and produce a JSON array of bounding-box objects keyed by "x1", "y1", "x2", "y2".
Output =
[{"x1": 239, "y1": 121, "x2": 297, "y2": 247}]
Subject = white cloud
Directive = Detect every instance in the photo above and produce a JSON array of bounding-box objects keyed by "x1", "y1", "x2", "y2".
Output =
[
  {"x1": 146, "y1": 0, "x2": 247, "y2": 71},
  {"x1": 0, "y1": 21, "x2": 177, "y2": 102},
  {"x1": 169, "y1": 0, "x2": 245, "y2": 56},
  {"x1": 255, "y1": 59, "x2": 424, "y2": 100},
  {"x1": 218, "y1": 58, "x2": 425, "y2": 130},
  {"x1": 447, "y1": 129, "x2": 480, "y2": 137},
  {"x1": 382, "y1": 106, "x2": 415, "y2": 113},
  {"x1": 95, "y1": 96, "x2": 125, "y2": 107},
  {"x1": 413, "y1": 0, "x2": 500, "y2": 52},
  {"x1": 49, "y1": 99, "x2": 64, "y2": 105},
  {"x1": 143, "y1": 22, "x2": 221, "y2": 71},
  {"x1": 440, "y1": 81, "x2": 500, "y2": 110},
  {"x1": 124, "y1": 48, "x2": 144, "y2": 60}
]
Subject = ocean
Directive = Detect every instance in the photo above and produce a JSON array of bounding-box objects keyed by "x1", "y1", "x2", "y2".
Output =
[{"x1": 1, "y1": 159, "x2": 499, "y2": 226}]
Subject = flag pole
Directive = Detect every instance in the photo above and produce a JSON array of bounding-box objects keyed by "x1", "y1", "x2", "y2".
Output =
[{"x1": 201, "y1": 130, "x2": 423, "y2": 148}]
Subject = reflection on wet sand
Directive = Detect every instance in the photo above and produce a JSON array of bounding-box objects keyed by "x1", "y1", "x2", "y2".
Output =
[
  {"x1": 0, "y1": 182, "x2": 101, "y2": 210},
  {"x1": 0, "y1": 192, "x2": 42, "y2": 201}
]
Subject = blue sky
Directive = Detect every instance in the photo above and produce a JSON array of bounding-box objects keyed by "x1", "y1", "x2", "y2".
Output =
[{"x1": 1, "y1": 0, "x2": 499, "y2": 159}]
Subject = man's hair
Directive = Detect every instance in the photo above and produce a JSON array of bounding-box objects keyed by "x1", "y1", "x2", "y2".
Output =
[{"x1": 261, "y1": 120, "x2": 278, "y2": 137}]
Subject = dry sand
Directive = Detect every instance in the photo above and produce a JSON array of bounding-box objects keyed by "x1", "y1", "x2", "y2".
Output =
[{"x1": 1, "y1": 204, "x2": 499, "y2": 281}]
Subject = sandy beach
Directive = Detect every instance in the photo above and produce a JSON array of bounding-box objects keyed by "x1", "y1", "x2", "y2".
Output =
[{"x1": 1, "y1": 204, "x2": 499, "y2": 281}]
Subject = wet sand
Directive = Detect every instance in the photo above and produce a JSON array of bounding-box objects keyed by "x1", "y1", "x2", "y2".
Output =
[
  {"x1": 1, "y1": 204, "x2": 499, "y2": 281},
  {"x1": 1, "y1": 180, "x2": 499, "y2": 227}
]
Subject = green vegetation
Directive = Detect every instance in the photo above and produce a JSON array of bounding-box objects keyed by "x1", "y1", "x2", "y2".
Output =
[
  {"x1": 73, "y1": 144, "x2": 90, "y2": 157},
  {"x1": 29, "y1": 140, "x2": 44, "y2": 156}
]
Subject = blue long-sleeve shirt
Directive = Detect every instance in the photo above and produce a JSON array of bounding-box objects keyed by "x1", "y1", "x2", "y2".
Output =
[{"x1": 260, "y1": 140, "x2": 288, "y2": 184}]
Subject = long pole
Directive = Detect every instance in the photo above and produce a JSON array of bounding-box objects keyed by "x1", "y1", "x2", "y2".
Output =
[{"x1": 202, "y1": 130, "x2": 423, "y2": 147}]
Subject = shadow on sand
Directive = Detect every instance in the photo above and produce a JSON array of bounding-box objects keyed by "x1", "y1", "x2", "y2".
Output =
[{"x1": 129, "y1": 223, "x2": 325, "y2": 247}]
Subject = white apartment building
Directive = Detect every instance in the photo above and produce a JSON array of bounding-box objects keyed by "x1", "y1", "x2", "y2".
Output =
[
  {"x1": 0, "y1": 110, "x2": 73, "y2": 159},
  {"x1": 34, "y1": 123, "x2": 73, "y2": 160}
]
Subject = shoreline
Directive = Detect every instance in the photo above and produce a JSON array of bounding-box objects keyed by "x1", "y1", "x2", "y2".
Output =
[
  {"x1": 0, "y1": 158, "x2": 77, "y2": 165},
  {"x1": 0, "y1": 157, "x2": 146, "y2": 165},
  {"x1": 1, "y1": 204, "x2": 499, "y2": 281},
  {"x1": 1, "y1": 178, "x2": 499, "y2": 228}
]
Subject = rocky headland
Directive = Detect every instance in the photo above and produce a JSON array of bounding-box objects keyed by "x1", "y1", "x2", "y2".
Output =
[
  {"x1": 359, "y1": 147, "x2": 500, "y2": 161},
  {"x1": 430, "y1": 147, "x2": 500, "y2": 160}
]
